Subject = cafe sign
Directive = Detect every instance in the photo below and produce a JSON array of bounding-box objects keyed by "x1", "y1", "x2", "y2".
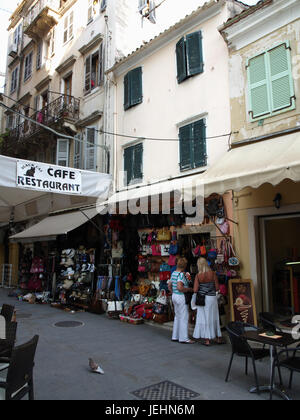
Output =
[{"x1": 17, "y1": 160, "x2": 82, "y2": 195}]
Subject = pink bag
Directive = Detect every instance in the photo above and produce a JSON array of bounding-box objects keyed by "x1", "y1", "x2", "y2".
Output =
[
  {"x1": 168, "y1": 255, "x2": 177, "y2": 266},
  {"x1": 151, "y1": 245, "x2": 161, "y2": 256}
]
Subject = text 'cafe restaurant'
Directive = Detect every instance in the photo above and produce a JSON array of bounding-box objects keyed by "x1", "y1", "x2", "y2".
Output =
[{"x1": 0, "y1": 154, "x2": 111, "y2": 290}]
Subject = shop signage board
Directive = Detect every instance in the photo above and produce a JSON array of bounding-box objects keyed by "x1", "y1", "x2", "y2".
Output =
[
  {"x1": 228, "y1": 279, "x2": 257, "y2": 326},
  {"x1": 16, "y1": 160, "x2": 82, "y2": 195}
]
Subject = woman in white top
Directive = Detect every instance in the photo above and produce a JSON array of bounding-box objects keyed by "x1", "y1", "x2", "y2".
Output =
[{"x1": 168, "y1": 257, "x2": 195, "y2": 344}]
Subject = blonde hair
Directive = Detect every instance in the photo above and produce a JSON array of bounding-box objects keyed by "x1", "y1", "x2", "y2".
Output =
[
  {"x1": 177, "y1": 257, "x2": 188, "y2": 270},
  {"x1": 197, "y1": 257, "x2": 211, "y2": 274}
]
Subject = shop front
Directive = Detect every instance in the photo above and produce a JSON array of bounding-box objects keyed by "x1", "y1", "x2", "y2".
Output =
[
  {"x1": 0, "y1": 154, "x2": 112, "y2": 307},
  {"x1": 95, "y1": 176, "x2": 239, "y2": 327},
  {"x1": 200, "y1": 133, "x2": 300, "y2": 322}
]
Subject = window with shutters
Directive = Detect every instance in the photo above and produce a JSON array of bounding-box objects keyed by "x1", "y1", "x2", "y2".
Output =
[
  {"x1": 56, "y1": 139, "x2": 70, "y2": 167},
  {"x1": 176, "y1": 31, "x2": 204, "y2": 84},
  {"x1": 63, "y1": 11, "x2": 74, "y2": 44},
  {"x1": 36, "y1": 42, "x2": 43, "y2": 70},
  {"x1": 85, "y1": 127, "x2": 97, "y2": 171},
  {"x1": 124, "y1": 67, "x2": 143, "y2": 110},
  {"x1": 24, "y1": 52, "x2": 33, "y2": 82},
  {"x1": 84, "y1": 44, "x2": 104, "y2": 94},
  {"x1": 10, "y1": 67, "x2": 19, "y2": 94},
  {"x1": 247, "y1": 42, "x2": 295, "y2": 121},
  {"x1": 124, "y1": 143, "x2": 143, "y2": 186},
  {"x1": 179, "y1": 119, "x2": 207, "y2": 171},
  {"x1": 74, "y1": 134, "x2": 83, "y2": 169}
]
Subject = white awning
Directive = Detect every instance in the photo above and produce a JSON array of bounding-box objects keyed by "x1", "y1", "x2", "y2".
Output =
[
  {"x1": 0, "y1": 154, "x2": 112, "y2": 223},
  {"x1": 105, "y1": 173, "x2": 204, "y2": 210},
  {"x1": 10, "y1": 208, "x2": 99, "y2": 243},
  {"x1": 202, "y1": 133, "x2": 300, "y2": 197}
]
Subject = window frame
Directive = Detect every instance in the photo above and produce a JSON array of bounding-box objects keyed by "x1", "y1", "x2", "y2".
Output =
[
  {"x1": 24, "y1": 51, "x2": 33, "y2": 82},
  {"x1": 176, "y1": 30, "x2": 204, "y2": 84},
  {"x1": 179, "y1": 118, "x2": 207, "y2": 172},
  {"x1": 123, "y1": 143, "x2": 144, "y2": 186},
  {"x1": 124, "y1": 67, "x2": 143, "y2": 111},
  {"x1": 84, "y1": 43, "x2": 104, "y2": 94},
  {"x1": 63, "y1": 10, "x2": 74, "y2": 45},
  {"x1": 247, "y1": 41, "x2": 296, "y2": 122},
  {"x1": 10, "y1": 66, "x2": 19, "y2": 94}
]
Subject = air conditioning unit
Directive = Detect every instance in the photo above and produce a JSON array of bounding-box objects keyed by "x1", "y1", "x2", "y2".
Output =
[{"x1": 8, "y1": 43, "x2": 18, "y2": 58}]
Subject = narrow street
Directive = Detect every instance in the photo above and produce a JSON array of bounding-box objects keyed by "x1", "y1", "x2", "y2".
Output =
[{"x1": 1, "y1": 290, "x2": 299, "y2": 401}]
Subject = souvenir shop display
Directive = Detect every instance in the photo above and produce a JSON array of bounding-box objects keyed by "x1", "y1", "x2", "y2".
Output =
[
  {"x1": 53, "y1": 246, "x2": 96, "y2": 309},
  {"x1": 18, "y1": 246, "x2": 49, "y2": 294}
]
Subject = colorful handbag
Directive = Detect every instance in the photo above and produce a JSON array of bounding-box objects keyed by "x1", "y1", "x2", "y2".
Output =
[
  {"x1": 160, "y1": 244, "x2": 170, "y2": 257},
  {"x1": 169, "y1": 243, "x2": 178, "y2": 256},
  {"x1": 157, "y1": 228, "x2": 172, "y2": 242},
  {"x1": 151, "y1": 245, "x2": 161, "y2": 256},
  {"x1": 159, "y1": 271, "x2": 171, "y2": 281},
  {"x1": 160, "y1": 263, "x2": 171, "y2": 272},
  {"x1": 228, "y1": 243, "x2": 240, "y2": 266},
  {"x1": 168, "y1": 255, "x2": 177, "y2": 267}
]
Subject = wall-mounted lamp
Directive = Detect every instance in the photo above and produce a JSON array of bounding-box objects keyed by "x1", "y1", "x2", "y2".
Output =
[{"x1": 273, "y1": 193, "x2": 282, "y2": 209}]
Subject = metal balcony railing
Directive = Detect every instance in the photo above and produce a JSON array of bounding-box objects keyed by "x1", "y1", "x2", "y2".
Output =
[
  {"x1": 9, "y1": 95, "x2": 80, "y2": 142},
  {"x1": 24, "y1": 0, "x2": 60, "y2": 29}
]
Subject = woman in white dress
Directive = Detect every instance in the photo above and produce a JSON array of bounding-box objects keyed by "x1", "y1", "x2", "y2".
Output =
[
  {"x1": 168, "y1": 258, "x2": 195, "y2": 344},
  {"x1": 192, "y1": 258, "x2": 223, "y2": 346}
]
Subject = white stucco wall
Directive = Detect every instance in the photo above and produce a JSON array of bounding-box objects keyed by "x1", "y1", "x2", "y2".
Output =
[{"x1": 113, "y1": 3, "x2": 232, "y2": 191}]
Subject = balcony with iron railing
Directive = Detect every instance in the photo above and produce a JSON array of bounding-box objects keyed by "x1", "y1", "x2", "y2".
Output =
[
  {"x1": 8, "y1": 95, "x2": 80, "y2": 144},
  {"x1": 24, "y1": 0, "x2": 61, "y2": 39}
]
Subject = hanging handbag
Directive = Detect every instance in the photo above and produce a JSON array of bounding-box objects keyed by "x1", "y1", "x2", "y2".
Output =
[
  {"x1": 169, "y1": 243, "x2": 178, "y2": 256},
  {"x1": 196, "y1": 292, "x2": 206, "y2": 306},
  {"x1": 168, "y1": 255, "x2": 177, "y2": 267},
  {"x1": 228, "y1": 243, "x2": 240, "y2": 266},
  {"x1": 160, "y1": 262, "x2": 171, "y2": 272},
  {"x1": 157, "y1": 228, "x2": 172, "y2": 242},
  {"x1": 151, "y1": 244, "x2": 161, "y2": 256},
  {"x1": 156, "y1": 289, "x2": 168, "y2": 306},
  {"x1": 159, "y1": 271, "x2": 171, "y2": 282},
  {"x1": 184, "y1": 291, "x2": 193, "y2": 306},
  {"x1": 160, "y1": 244, "x2": 170, "y2": 257}
]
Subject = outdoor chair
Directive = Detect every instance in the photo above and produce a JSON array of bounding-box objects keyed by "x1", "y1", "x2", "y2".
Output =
[
  {"x1": 270, "y1": 347, "x2": 300, "y2": 400},
  {"x1": 225, "y1": 322, "x2": 270, "y2": 394},
  {"x1": 0, "y1": 321, "x2": 18, "y2": 361},
  {"x1": 0, "y1": 335, "x2": 39, "y2": 400},
  {"x1": 259, "y1": 312, "x2": 289, "y2": 357},
  {"x1": 0, "y1": 304, "x2": 15, "y2": 323}
]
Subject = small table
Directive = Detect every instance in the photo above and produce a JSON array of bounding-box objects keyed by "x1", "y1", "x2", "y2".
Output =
[{"x1": 244, "y1": 330, "x2": 300, "y2": 400}]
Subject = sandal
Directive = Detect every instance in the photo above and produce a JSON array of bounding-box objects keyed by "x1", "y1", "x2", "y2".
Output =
[{"x1": 180, "y1": 340, "x2": 195, "y2": 344}]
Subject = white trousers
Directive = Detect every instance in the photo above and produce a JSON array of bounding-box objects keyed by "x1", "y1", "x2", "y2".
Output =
[
  {"x1": 172, "y1": 294, "x2": 189, "y2": 342},
  {"x1": 193, "y1": 295, "x2": 222, "y2": 340}
]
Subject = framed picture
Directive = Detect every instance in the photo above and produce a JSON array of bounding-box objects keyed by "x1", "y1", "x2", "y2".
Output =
[{"x1": 228, "y1": 279, "x2": 257, "y2": 326}]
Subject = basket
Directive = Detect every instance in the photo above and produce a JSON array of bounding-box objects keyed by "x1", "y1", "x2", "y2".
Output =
[
  {"x1": 119, "y1": 315, "x2": 129, "y2": 322},
  {"x1": 128, "y1": 317, "x2": 144, "y2": 325}
]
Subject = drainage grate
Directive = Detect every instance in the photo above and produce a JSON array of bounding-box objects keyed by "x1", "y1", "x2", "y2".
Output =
[
  {"x1": 54, "y1": 321, "x2": 84, "y2": 328},
  {"x1": 131, "y1": 381, "x2": 200, "y2": 401}
]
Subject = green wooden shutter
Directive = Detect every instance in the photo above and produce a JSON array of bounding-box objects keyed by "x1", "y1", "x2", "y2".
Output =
[
  {"x1": 248, "y1": 53, "x2": 270, "y2": 119},
  {"x1": 176, "y1": 37, "x2": 187, "y2": 84},
  {"x1": 124, "y1": 147, "x2": 133, "y2": 185},
  {"x1": 193, "y1": 120, "x2": 206, "y2": 168},
  {"x1": 130, "y1": 67, "x2": 143, "y2": 107},
  {"x1": 268, "y1": 43, "x2": 294, "y2": 112},
  {"x1": 179, "y1": 125, "x2": 192, "y2": 171},
  {"x1": 186, "y1": 31, "x2": 204, "y2": 76},
  {"x1": 133, "y1": 144, "x2": 143, "y2": 180},
  {"x1": 124, "y1": 73, "x2": 130, "y2": 110}
]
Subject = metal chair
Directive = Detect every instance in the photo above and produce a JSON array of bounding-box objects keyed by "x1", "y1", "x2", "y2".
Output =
[
  {"x1": 0, "y1": 304, "x2": 15, "y2": 323},
  {"x1": 0, "y1": 335, "x2": 39, "y2": 400},
  {"x1": 270, "y1": 347, "x2": 300, "y2": 400},
  {"x1": 259, "y1": 312, "x2": 284, "y2": 334},
  {"x1": 225, "y1": 322, "x2": 270, "y2": 394}
]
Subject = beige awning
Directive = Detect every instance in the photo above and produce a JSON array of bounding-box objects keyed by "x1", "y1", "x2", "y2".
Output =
[
  {"x1": 10, "y1": 208, "x2": 99, "y2": 243},
  {"x1": 202, "y1": 133, "x2": 300, "y2": 197}
]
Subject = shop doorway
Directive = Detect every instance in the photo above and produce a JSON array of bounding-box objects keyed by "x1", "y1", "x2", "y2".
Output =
[{"x1": 260, "y1": 214, "x2": 300, "y2": 316}]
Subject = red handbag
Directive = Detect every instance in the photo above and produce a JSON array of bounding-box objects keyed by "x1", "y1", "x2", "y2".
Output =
[{"x1": 159, "y1": 271, "x2": 171, "y2": 281}]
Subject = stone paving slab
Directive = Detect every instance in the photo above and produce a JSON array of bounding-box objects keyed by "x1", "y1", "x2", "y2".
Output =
[{"x1": 1, "y1": 289, "x2": 299, "y2": 401}]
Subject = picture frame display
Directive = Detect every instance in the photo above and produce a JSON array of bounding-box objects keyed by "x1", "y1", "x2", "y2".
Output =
[{"x1": 228, "y1": 279, "x2": 257, "y2": 326}]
